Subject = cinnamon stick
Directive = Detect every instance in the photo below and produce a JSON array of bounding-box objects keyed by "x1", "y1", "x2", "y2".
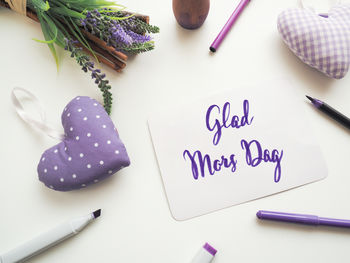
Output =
[
  {"x1": 82, "y1": 30, "x2": 128, "y2": 62},
  {"x1": 85, "y1": 40, "x2": 126, "y2": 69},
  {"x1": 79, "y1": 44, "x2": 122, "y2": 72},
  {"x1": 26, "y1": 9, "x2": 39, "y2": 22}
]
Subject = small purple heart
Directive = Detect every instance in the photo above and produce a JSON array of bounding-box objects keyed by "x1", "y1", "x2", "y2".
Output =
[
  {"x1": 37, "y1": 96, "x2": 130, "y2": 191},
  {"x1": 278, "y1": 4, "x2": 350, "y2": 79}
]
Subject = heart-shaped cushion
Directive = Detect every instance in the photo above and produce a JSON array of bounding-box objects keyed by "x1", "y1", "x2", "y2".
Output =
[
  {"x1": 37, "y1": 96, "x2": 130, "y2": 191},
  {"x1": 277, "y1": 4, "x2": 350, "y2": 79}
]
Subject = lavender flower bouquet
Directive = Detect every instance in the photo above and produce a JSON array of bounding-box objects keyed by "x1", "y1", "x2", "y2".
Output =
[{"x1": 0, "y1": 0, "x2": 159, "y2": 114}]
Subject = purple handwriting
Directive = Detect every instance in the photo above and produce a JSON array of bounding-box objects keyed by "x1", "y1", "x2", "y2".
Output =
[
  {"x1": 183, "y1": 150, "x2": 238, "y2": 180},
  {"x1": 182, "y1": 100, "x2": 284, "y2": 183},
  {"x1": 206, "y1": 100, "x2": 254, "y2": 146},
  {"x1": 240, "y1": 139, "x2": 283, "y2": 183}
]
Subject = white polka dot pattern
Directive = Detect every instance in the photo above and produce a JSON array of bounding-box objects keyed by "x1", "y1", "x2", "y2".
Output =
[{"x1": 37, "y1": 96, "x2": 130, "y2": 191}]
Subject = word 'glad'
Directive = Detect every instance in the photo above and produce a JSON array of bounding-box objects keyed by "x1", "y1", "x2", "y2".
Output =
[{"x1": 206, "y1": 99, "x2": 254, "y2": 146}]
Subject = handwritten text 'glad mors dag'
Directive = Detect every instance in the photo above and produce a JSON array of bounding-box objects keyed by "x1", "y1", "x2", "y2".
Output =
[{"x1": 183, "y1": 100, "x2": 284, "y2": 183}]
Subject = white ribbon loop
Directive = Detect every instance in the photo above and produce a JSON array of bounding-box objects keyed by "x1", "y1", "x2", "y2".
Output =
[{"x1": 11, "y1": 87, "x2": 65, "y2": 141}]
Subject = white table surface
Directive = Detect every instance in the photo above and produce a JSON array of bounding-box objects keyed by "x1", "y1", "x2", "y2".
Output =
[{"x1": 1, "y1": 0, "x2": 350, "y2": 262}]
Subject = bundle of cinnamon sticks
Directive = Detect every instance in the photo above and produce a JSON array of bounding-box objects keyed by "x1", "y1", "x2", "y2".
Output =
[{"x1": 0, "y1": 0, "x2": 150, "y2": 72}]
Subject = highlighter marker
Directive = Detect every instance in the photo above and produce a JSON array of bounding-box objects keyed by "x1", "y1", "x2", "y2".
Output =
[
  {"x1": 0, "y1": 210, "x2": 101, "y2": 263},
  {"x1": 191, "y1": 243, "x2": 217, "y2": 263}
]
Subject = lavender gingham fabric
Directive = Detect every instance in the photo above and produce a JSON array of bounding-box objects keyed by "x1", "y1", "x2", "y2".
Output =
[
  {"x1": 277, "y1": 4, "x2": 350, "y2": 79},
  {"x1": 37, "y1": 96, "x2": 130, "y2": 191}
]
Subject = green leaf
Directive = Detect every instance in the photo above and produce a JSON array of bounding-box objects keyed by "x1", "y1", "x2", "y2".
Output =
[
  {"x1": 37, "y1": 12, "x2": 59, "y2": 69},
  {"x1": 48, "y1": 16, "x2": 70, "y2": 48},
  {"x1": 50, "y1": 7, "x2": 85, "y2": 18},
  {"x1": 29, "y1": 0, "x2": 50, "y2": 12},
  {"x1": 52, "y1": 0, "x2": 124, "y2": 12},
  {"x1": 32, "y1": 12, "x2": 58, "y2": 44},
  {"x1": 120, "y1": 41, "x2": 155, "y2": 54},
  {"x1": 109, "y1": 14, "x2": 133, "y2": 21},
  {"x1": 32, "y1": 37, "x2": 56, "y2": 44},
  {"x1": 61, "y1": 16, "x2": 98, "y2": 62}
]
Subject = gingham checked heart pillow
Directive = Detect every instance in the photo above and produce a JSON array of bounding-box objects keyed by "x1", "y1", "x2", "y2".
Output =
[{"x1": 277, "y1": 4, "x2": 350, "y2": 79}]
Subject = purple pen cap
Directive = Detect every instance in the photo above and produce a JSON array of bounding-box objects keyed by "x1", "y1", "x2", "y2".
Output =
[{"x1": 203, "y1": 243, "x2": 217, "y2": 256}]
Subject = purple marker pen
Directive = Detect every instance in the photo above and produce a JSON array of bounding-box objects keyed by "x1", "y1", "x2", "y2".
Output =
[
  {"x1": 210, "y1": 0, "x2": 251, "y2": 52},
  {"x1": 191, "y1": 243, "x2": 217, "y2": 263},
  {"x1": 257, "y1": 210, "x2": 350, "y2": 228},
  {"x1": 306, "y1": 95, "x2": 350, "y2": 130}
]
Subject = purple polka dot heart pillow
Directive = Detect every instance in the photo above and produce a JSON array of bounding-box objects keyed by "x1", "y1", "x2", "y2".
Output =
[
  {"x1": 277, "y1": 4, "x2": 350, "y2": 79},
  {"x1": 37, "y1": 97, "x2": 130, "y2": 191}
]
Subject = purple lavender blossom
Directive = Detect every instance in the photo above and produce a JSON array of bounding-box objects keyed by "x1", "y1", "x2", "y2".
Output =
[
  {"x1": 64, "y1": 38, "x2": 112, "y2": 114},
  {"x1": 110, "y1": 23, "x2": 133, "y2": 45},
  {"x1": 126, "y1": 30, "x2": 151, "y2": 43},
  {"x1": 79, "y1": 9, "x2": 155, "y2": 50},
  {"x1": 79, "y1": 9, "x2": 158, "y2": 53}
]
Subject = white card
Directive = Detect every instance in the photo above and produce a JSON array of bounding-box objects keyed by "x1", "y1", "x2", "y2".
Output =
[{"x1": 148, "y1": 79, "x2": 327, "y2": 221}]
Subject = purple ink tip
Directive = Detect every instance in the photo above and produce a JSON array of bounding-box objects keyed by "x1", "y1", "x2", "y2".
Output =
[
  {"x1": 203, "y1": 243, "x2": 217, "y2": 256},
  {"x1": 313, "y1": 99, "x2": 323, "y2": 108},
  {"x1": 306, "y1": 95, "x2": 323, "y2": 108}
]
